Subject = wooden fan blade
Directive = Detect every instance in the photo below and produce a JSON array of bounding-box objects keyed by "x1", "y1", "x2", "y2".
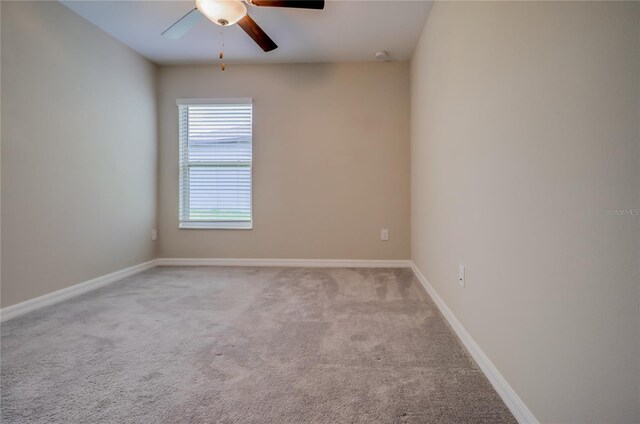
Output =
[
  {"x1": 161, "y1": 8, "x2": 203, "y2": 39},
  {"x1": 237, "y1": 15, "x2": 278, "y2": 52},
  {"x1": 250, "y1": 0, "x2": 324, "y2": 10}
]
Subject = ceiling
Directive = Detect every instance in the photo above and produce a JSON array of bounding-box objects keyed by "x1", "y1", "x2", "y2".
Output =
[{"x1": 59, "y1": 0, "x2": 433, "y2": 65}]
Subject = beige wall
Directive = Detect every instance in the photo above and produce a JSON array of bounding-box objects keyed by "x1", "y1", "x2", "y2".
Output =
[
  {"x1": 411, "y1": 2, "x2": 639, "y2": 423},
  {"x1": 158, "y1": 63, "x2": 410, "y2": 259},
  {"x1": 1, "y1": 1, "x2": 157, "y2": 307}
]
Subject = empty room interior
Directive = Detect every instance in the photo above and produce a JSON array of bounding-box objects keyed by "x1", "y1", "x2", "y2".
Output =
[{"x1": 1, "y1": 1, "x2": 639, "y2": 423}]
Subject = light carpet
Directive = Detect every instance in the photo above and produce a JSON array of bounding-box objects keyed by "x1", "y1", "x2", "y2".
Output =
[{"x1": 1, "y1": 267, "x2": 516, "y2": 423}]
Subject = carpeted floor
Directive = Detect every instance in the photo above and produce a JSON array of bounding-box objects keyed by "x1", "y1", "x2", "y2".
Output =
[{"x1": 1, "y1": 267, "x2": 516, "y2": 423}]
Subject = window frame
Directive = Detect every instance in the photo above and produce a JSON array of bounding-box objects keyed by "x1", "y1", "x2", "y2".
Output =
[{"x1": 177, "y1": 98, "x2": 254, "y2": 230}]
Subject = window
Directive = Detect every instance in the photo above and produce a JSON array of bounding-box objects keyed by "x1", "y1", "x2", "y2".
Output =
[{"x1": 178, "y1": 98, "x2": 253, "y2": 229}]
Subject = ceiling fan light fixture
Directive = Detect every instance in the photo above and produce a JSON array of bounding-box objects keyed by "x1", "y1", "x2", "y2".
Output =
[{"x1": 196, "y1": 0, "x2": 247, "y2": 26}]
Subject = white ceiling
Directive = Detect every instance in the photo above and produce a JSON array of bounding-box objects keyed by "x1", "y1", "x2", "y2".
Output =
[{"x1": 60, "y1": 0, "x2": 432, "y2": 65}]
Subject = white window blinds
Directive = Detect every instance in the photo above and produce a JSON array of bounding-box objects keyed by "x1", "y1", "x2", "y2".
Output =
[{"x1": 178, "y1": 99, "x2": 253, "y2": 229}]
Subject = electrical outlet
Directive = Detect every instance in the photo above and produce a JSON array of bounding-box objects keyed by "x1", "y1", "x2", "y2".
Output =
[
  {"x1": 380, "y1": 229, "x2": 389, "y2": 241},
  {"x1": 458, "y1": 265, "x2": 465, "y2": 288},
  {"x1": 151, "y1": 228, "x2": 158, "y2": 241}
]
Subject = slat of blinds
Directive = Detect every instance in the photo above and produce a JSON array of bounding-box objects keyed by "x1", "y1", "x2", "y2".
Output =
[{"x1": 179, "y1": 102, "x2": 253, "y2": 223}]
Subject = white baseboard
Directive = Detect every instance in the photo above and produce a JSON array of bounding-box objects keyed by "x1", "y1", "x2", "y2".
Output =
[
  {"x1": 409, "y1": 262, "x2": 538, "y2": 424},
  {"x1": 0, "y1": 258, "x2": 409, "y2": 322},
  {"x1": 0, "y1": 256, "x2": 535, "y2": 423},
  {"x1": 156, "y1": 258, "x2": 412, "y2": 268},
  {"x1": 0, "y1": 259, "x2": 157, "y2": 323}
]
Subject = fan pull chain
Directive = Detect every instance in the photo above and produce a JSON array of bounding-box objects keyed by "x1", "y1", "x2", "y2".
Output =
[{"x1": 219, "y1": 28, "x2": 225, "y2": 71}]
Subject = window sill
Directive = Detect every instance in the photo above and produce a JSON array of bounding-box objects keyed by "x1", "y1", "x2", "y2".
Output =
[{"x1": 179, "y1": 221, "x2": 253, "y2": 230}]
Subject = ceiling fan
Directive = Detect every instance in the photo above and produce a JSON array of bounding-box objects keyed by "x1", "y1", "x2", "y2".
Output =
[{"x1": 162, "y1": 0, "x2": 325, "y2": 52}]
